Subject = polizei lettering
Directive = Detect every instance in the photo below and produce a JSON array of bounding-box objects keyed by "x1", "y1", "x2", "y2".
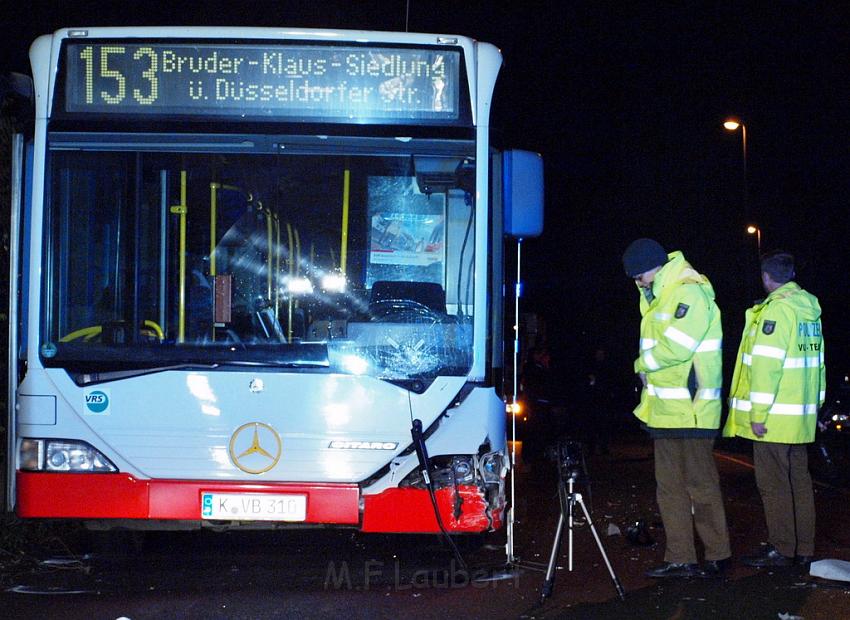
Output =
[{"x1": 798, "y1": 321, "x2": 822, "y2": 338}]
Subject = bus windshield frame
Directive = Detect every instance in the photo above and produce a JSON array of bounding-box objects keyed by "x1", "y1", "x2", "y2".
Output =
[{"x1": 40, "y1": 132, "x2": 478, "y2": 387}]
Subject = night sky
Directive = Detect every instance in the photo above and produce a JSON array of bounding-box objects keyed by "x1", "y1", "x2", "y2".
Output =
[{"x1": 3, "y1": 2, "x2": 849, "y2": 381}]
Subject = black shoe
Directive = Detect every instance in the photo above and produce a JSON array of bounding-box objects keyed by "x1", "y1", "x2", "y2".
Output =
[
  {"x1": 697, "y1": 558, "x2": 731, "y2": 578},
  {"x1": 741, "y1": 545, "x2": 793, "y2": 568},
  {"x1": 796, "y1": 555, "x2": 814, "y2": 568},
  {"x1": 645, "y1": 562, "x2": 699, "y2": 578}
]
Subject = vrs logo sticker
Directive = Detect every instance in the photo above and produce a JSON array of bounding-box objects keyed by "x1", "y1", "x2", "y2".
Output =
[{"x1": 84, "y1": 388, "x2": 111, "y2": 415}]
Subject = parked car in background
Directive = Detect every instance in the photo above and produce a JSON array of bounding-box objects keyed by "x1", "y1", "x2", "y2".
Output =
[{"x1": 811, "y1": 371, "x2": 850, "y2": 484}]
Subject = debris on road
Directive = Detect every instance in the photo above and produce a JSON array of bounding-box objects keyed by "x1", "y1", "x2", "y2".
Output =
[
  {"x1": 625, "y1": 520, "x2": 655, "y2": 546},
  {"x1": 810, "y1": 559, "x2": 850, "y2": 582}
]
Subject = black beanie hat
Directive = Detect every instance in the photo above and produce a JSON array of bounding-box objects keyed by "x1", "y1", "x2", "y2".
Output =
[{"x1": 623, "y1": 238, "x2": 668, "y2": 277}]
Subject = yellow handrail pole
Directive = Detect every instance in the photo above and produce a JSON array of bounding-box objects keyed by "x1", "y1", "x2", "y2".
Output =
[
  {"x1": 340, "y1": 168, "x2": 350, "y2": 275},
  {"x1": 209, "y1": 182, "x2": 219, "y2": 276},
  {"x1": 274, "y1": 214, "x2": 281, "y2": 319},
  {"x1": 209, "y1": 184, "x2": 218, "y2": 341},
  {"x1": 286, "y1": 222, "x2": 295, "y2": 276},
  {"x1": 286, "y1": 222, "x2": 295, "y2": 343},
  {"x1": 59, "y1": 326, "x2": 103, "y2": 342},
  {"x1": 294, "y1": 228, "x2": 302, "y2": 278},
  {"x1": 169, "y1": 171, "x2": 188, "y2": 343},
  {"x1": 143, "y1": 319, "x2": 165, "y2": 341}
]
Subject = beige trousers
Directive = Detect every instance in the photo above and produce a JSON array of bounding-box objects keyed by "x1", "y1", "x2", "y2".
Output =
[
  {"x1": 654, "y1": 437, "x2": 732, "y2": 564},
  {"x1": 752, "y1": 442, "x2": 815, "y2": 557}
]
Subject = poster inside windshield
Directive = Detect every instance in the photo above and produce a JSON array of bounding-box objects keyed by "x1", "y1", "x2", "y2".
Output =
[{"x1": 367, "y1": 177, "x2": 445, "y2": 288}]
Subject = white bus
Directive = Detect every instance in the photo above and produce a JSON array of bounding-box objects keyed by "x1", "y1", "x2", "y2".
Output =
[{"x1": 6, "y1": 27, "x2": 542, "y2": 535}]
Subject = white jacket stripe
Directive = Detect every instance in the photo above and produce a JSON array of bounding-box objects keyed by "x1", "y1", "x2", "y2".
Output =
[
  {"x1": 698, "y1": 388, "x2": 722, "y2": 400},
  {"x1": 782, "y1": 355, "x2": 822, "y2": 369},
  {"x1": 646, "y1": 385, "x2": 692, "y2": 399},
  {"x1": 752, "y1": 344, "x2": 785, "y2": 360},
  {"x1": 768, "y1": 403, "x2": 819, "y2": 415},
  {"x1": 750, "y1": 391, "x2": 776, "y2": 405},
  {"x1": 642, "y1": 350, "x2": 660, "y2": 371},
  {"x1": 731, "y1": 397, "x2": 752, "y2": 411},
  {"x1": 731, "y1": 398, "x2": 818, "y2": 416},
  {"x1": 695, "y1": 339, "x2": 722, "y2": 352},
  {"x1": 663, "y1": 326, "x2": 697, "y2": 351}
]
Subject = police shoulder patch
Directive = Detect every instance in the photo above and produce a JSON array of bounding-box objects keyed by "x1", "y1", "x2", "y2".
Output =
[
  {"x1": 674, "y1": 303, "x2": 689, "y2": 319},
  {"x1": 762, "y1": 320, "x2": 776, "y2": 335}
]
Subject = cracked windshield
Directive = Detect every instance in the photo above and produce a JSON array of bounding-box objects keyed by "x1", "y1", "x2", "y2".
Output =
[{"x1": 43, "y1": 147, "x2": 475, "y2": 381}]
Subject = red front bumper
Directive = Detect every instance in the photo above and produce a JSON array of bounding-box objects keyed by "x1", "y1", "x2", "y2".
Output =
[
  {"x1": 16, "y1": 472, "x2": 359, "y2": 523},
  {"x1": 16, "y1": 472, "x2": 503, "y2": 533}
]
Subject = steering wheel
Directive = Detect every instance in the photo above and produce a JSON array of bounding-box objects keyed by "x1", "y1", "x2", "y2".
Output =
[{"x1": 368, "y1": 299, "x2": 442, "y2": 324}]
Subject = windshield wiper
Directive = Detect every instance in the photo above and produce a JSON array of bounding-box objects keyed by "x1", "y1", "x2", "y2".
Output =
[
  {"x1": 216, "y1": 359, "x2": 330, "y2": 369},
  {"x1": 72, "y1": 357, "x2": 330, "y2": 385},
  {"x1": 73, "y1": 364, "x2": 220, "y2": 385}
]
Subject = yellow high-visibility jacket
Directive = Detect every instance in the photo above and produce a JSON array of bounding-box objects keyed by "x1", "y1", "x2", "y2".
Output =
[
  {"x1": 723, "y1": 282, "x2": 825, "y2": 444},
  {"x1": 633, "y1": 251, "x2": 723, "y2": 429}
]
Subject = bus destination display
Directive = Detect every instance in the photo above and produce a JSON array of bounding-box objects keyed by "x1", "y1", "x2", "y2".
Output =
[{"x1": 64, "y1": 42, "x2": 461, "y2": 122}]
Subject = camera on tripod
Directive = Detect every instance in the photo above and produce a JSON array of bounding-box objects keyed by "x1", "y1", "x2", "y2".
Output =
[
  {"x1": 546, "y1": 438, "x2": 586, "y2": 482},
  {"x1": 539, "y1": 437, "x2": 624, "y2": 602}
]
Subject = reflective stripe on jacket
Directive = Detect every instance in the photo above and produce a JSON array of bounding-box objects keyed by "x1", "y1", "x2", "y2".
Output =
[
  {"x1": 722, "y1": 282, "x2": 825, "y2": 444},
  {"x1": 632, "y1": 251, "x2": 723, "y2": 429}
]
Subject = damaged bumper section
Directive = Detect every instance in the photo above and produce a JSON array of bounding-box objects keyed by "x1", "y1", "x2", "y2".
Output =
[{"x1": 361, "y1": 451, "x2": 507, "y2": 533}]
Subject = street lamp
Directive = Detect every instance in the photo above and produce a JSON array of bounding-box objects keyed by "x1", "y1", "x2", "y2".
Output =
[
  {"x1": 746, "y1": 224, "x2": 761, "y2": 255},
  {"x1": 724, "y1": 118, "x2": 748, "y2": 216}
]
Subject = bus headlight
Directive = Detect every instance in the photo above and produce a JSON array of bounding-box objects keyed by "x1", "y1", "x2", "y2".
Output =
[
  {"x1": 20, "y1": 439, "x2": 118, "y2": 473},
  {"x1": 400, "y1": 455, "x2": 475, "y2": 489}
]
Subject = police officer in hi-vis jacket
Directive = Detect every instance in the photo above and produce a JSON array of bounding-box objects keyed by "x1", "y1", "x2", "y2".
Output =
[
  {"x1": 724, "y1": 251, "x2": 825, "y2": 568},
  {"x1": 623, "y1": 238, "x2": 731, "y2": 579}
]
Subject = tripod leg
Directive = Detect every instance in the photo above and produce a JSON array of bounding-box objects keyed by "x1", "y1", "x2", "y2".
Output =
[
  {"x1": 559, "y1": 479, "x2": 574, "y2": 572},
  {"x1": 541, "y1": 510, "x2": 565, "y2": 601},
  {"x1": 575, "y1": 493, "x2": 626, "y2": 601},
  {"x1": 506, "y1": 506, "x2": 515, "y2": 564},
  {"x1": 568, "y1": 495, "x2": 575, "y2": 572}
]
